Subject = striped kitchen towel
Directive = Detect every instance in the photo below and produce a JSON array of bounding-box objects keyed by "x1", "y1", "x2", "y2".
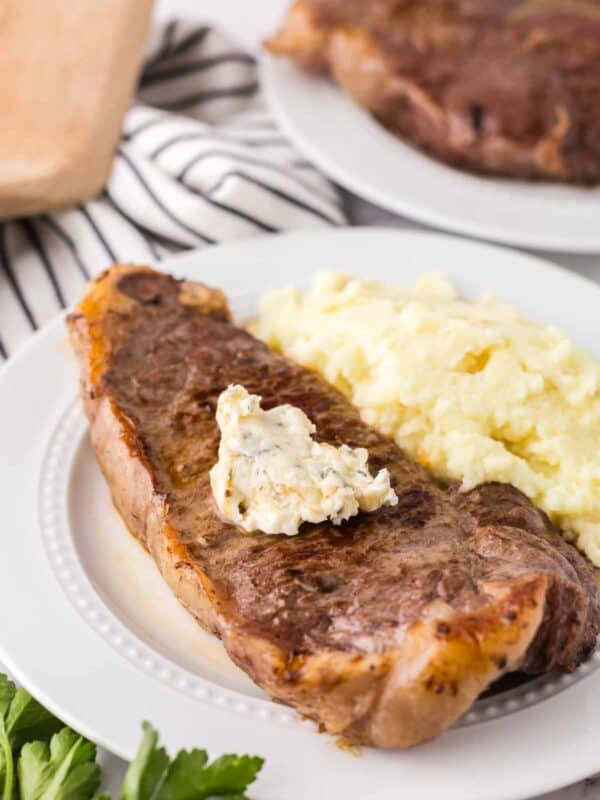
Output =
[{"x1": 0, "y1": 20, "x2": 345, "y2": 363}]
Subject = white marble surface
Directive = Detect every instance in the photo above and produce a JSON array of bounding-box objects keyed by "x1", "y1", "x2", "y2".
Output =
[{"x1": 80, "y1": 3, "x2": 600, "y2": 799}]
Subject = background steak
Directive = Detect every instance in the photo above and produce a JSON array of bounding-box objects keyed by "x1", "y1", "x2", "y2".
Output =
[
  {"x1": 267, "y1": 0, "x2": 600, "y2": 183},
  {"x1": 68, "y1": 265, "x2": 600, "y2": 747}
]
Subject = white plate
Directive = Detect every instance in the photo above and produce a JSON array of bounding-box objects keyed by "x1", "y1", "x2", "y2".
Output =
[
  {"x1": 1, "y1": 228, "x2": 600, "y2": 800},
  {"x1": 262, "y1": 55, "x2": 600, "y2": 253}
]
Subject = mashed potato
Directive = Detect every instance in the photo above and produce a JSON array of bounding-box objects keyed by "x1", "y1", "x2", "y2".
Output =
[{"x1": 250, "y1": 271, "x2": 600, "y2": 566}]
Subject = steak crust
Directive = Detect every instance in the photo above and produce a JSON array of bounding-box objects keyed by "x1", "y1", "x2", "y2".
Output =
[
  {"x1": 68, "y1": 265, "x2": 600, "y2": 747},
  {"x1": 266, "y1": 0, "x2": 600, "y2": 184}
]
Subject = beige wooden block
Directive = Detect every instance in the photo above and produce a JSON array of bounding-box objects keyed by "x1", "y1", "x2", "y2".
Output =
[{"x1": 0, "y1": 0, "x2": 154, "y2": 219}]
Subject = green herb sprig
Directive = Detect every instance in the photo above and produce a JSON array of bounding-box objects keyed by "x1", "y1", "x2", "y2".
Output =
[{"x1": 0, "y1": 674, "x2": 263, "y2": 800}]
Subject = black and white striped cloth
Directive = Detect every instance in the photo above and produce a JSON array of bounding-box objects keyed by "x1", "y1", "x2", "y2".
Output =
[{"x1": 0, "y1": 20, "x2": 345, "y2": 363}]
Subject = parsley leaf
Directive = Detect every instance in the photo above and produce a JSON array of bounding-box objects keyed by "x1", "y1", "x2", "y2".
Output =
[
  {"x1": 0, "y1": 677, "x2": 16, "y2": 719},
  {"x1": 0, "y1": 676, "x2": 264, "y2": 800},
  {"x1": 0, "y1": 676, "x2": 16, "y2": 800},
  {"x1": 6, "y1": 691, "x2": 63, "y2": 752},
  {"x1": 153, "y1": 748, "x2": 208, "y2": 800},
  {"x1": 120, "y1": 723, "x2": 169, "y2": 800},
  {"x1": 17, "y1": 728, "x2": 101, "y2": 800},
  {"x1": 0, "y1": 677, "x2": 65, "y2": 800},
  {"x1": 0, "y1": 717, "x2": 14, "y2": 800},
  {"x1": 17, "y1": 741, "x2": 47, "y2": 800},
  {"x1": 122, "y1": 724, "x2": 263, "y2": 800},
  {"x1": 188, "y1": 754, "x2": 264, "y2": 798}
]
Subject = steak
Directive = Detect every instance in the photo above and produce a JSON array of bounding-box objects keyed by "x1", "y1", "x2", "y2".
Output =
[
  {"x1": 68, "y1": 265, "x2": 600, "y2": 747},
  {"x1": 266, "y1": 0, "x2": 600, "y2": 183}
]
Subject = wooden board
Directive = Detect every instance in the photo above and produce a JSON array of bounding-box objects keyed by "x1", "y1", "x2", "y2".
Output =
[{"x1": 0, "y1": 0, "x2": 154, "y2": 219}]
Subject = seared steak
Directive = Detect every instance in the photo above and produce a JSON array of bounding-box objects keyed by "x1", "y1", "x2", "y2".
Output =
[
  {"x1": 68, "y1": 265, "x2": 600, "y2": 747},
  {"x1": 266, "y1": 0, "x2": 600, "y2": 183}
]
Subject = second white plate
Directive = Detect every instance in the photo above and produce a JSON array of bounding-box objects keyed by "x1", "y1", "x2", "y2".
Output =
[{"x1": 262, "y1": 55, "x2": 600, "y2": 253}]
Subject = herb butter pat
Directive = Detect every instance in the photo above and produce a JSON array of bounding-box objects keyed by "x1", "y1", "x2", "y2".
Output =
[{"x1": 210, "y1": 385, "x2": 397, "y2": 535}]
